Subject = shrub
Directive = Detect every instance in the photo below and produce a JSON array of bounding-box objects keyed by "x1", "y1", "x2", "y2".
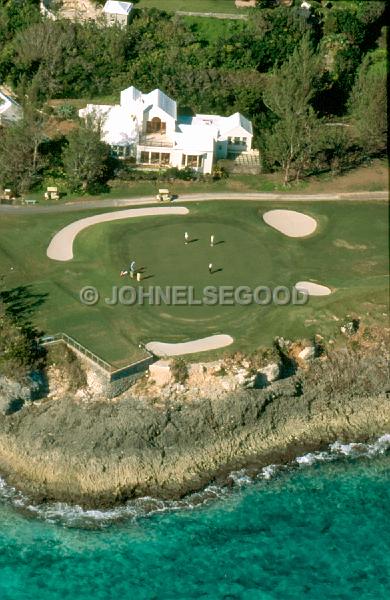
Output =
[
  {"x1": 55, "y1": 104, "x2": 78, "y2": 120},
  {"x1": 170, "y1": 358, "x2": 189, "y2": 384},
  {"x1": 47, "y1": 343, "x2": 87, "y2": 392}
]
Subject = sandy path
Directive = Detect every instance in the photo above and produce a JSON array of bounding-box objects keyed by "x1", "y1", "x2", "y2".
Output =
[
  {"x1": 295, "y1": 281, "x2": 332, "y2": 296},
  {"x1": 0, "y1": 192, "x2": 386, "y2": 216},
  {"x1": 263, "y1": 209, "x2": 317, "y2": 237},
  {"x1": 146, "y1": 335, "x2": 234, "y2": 357},
  {"x1": 47, "y1": 206, "x2": 189, "y2": 261}
]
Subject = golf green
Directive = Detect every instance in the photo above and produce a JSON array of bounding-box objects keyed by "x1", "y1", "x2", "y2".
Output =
[{"x1": 0, "y1": 201, "x2": 388, "y2": 366}]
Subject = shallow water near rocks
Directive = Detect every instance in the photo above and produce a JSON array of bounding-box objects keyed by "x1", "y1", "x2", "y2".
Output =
[{"x1": 0, "y1": 439, "x2": 389, "y2": 599}]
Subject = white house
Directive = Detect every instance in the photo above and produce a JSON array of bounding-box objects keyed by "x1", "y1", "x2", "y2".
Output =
[
  {"x1": 0, "y1": 91, "x2": 23, "y2": 125},
  {"x1": 79, "y1": 85, "x2": 254, "y2": 174},
  {"x1": 102, "y1": 1, "x2": 133, "y2": 26}
]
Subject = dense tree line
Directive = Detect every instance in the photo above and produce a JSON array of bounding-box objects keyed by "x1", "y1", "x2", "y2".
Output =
[
  {"x1": 0, "y1": 0, "x2": 387, "y2": 188},
  {"x1": 0, "y1": 283, "x2": 45, "y2": 381}
]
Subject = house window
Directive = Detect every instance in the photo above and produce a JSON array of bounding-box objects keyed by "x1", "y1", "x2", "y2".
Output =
[
  {"x1": 228, "y1": 137, "x2": 233, "y2": 144},
  {"x1": 146, "y1": 117, "x2": 166, "y2": 134},
  {"x1": 234, "y1": 137, "x2": 240, "y2": 145},
  {"x1": 182, "y1": 155, "x2": 202, "y2": 168},
  {"x1": 242, "y1": 137, "x2": 247, "y2": 147},
  {"x1": 140, "y1": 151, "x2": 150, "y2": 163},
  {"x1": 151, "y1": 152, "x2": 160, "y2": 164},
  {"x1": 187, "y1": 155, "x2": 198, "y2": 167},
  {"x1": 160, "y1": 153, "x2": 170, "y2": 165}
]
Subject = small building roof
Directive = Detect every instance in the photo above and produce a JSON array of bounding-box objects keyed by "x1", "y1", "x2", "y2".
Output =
[
  {"x1": 0, "y1": 91, "x2": 23, "y2": 122},
  {"x1": 103, "y1": 1, "x2": 133, "y2": 15}
]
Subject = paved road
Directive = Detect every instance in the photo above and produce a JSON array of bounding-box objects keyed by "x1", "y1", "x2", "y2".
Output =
[{"x1": 0, "y1": 191, "x2": 387, "y2": 215}]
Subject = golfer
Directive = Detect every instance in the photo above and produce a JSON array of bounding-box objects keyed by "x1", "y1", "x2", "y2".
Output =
[
  {"x1": 184, "y1": 232, "x2": 189, "y2": 245},
  {"x1": 208, "y1": 263, "x2": 213, "y2": 274},
  {"x1": 130, "y1": 260, "x2": 136, "y2": 273},
  {"x1": 210, "y1": 234, "x2": 215, "y2": 247}
]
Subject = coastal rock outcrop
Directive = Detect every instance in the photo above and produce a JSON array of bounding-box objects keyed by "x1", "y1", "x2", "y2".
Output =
[{"x1": 0, "y1": 327, "x2": 388, "y2": 508}]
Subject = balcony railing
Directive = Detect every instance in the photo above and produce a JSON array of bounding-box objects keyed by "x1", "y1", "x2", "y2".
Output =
[{"x1": 139, "y1": 135, "x2": 173, "y2": 148}]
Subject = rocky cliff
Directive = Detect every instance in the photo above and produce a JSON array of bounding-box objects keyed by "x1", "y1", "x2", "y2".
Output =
[{"x1": 0, "y1": 329, "x2": 388, "y2": 508}]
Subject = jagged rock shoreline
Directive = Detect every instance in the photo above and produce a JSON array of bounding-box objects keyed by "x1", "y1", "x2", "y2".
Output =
[{"x1": 0, "y1": 327, "x2": 389, "y2": 509}]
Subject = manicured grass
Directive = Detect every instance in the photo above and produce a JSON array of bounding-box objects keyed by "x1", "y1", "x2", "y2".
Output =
[
  {"x1": 136, "y1": 0, "x2": 244, "y2": 13},
  {"x1": 27, "y1": 175, "x2": 280, "y2": 205},
  {"x1": 0, "y1": 201, "x2": 388, "y2": 367}
]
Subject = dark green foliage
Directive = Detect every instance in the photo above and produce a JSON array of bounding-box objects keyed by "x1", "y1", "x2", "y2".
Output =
[
  {"x1": 249, "y1": 7, "x2": 321, "y2": 70},
  {"x1": 0, "y1": 1, "x2": 386, "y2": 188},
  {"x1": 55, "y1": 104, "x2": 78, "y2": 120},
  {"x1": 62, "y1": 117, "x2": 116, "y2": 193},
  {"x1": 262, "y1": 36, "x2": 323, "y2": 184},
  {"x1": 349, "y1": 46, "x2": 387, "y2": 154},
  {"x1": 0, "y1": 107, "x2": 47, "y2": 194},
  {"x1": 0, "y1": 283, "x2": 46, "y2": 380}
]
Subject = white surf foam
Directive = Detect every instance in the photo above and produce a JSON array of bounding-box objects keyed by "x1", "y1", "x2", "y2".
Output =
[{"x1": 1, "y1": 434, "x2": 389, "y2": 527}]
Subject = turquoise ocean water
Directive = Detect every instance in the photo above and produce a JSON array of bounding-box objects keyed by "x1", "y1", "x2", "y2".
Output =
[{"x1": 0, "y1": 437, "x2": 389, "y2": 600}]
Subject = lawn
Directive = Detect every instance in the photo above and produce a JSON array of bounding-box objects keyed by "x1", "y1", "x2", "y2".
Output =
[
  {"x1": 136, "y1": 1, "x2": 244, "y2": 13},
  {"x1": 181, "y1": 15, "x2": 247, "y2": 41},
  {"x1": 27, "y1": 174, "x2": 280, "y2": 205},
  {"x1": 0, "y1": 201, "x2": 388, "y2": 367}
]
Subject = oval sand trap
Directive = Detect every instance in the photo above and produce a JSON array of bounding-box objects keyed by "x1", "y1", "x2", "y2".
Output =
[
  {"x1": 263, "y1": 209, "x2": 317, "y2": 238},
  {"x1": 47, "y1": 206, "x2": 189, "y2": 261},
  {"x1": 295, "y1": 281, "x2": 332, "y2": 296},
  {"x1": 146, "y1": 335, "x2": 233, "y2": 357}
]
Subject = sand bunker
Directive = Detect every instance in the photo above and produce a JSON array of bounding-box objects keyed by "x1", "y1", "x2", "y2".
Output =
[
  {"x1": 263, "y1": 210, "x2": 317, "y2": 238},
  {"x1": 295, "y1": 281, "x2": 332, "y2": 296},
  {"x1": 47, "y1": 206, "x2": 189, "y2": 261},
  {"x1": 146, "y1": 335, "x2": 234, "y2": 357}
]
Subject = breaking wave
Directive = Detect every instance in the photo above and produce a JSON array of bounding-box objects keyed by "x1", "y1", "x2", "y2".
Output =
[{"x1": 1, "y1": 434, "x2": 389, "y2": 528}]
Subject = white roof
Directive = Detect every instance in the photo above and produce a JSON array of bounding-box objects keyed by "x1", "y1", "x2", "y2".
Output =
[
  {"x1": 191, "y1": 112, "x2": 253, "y2": 137},
  {"x1": 0, "y1": 91, "x2": 17, "y2": 110},
  {"x1": 175, "y1": 124, "x2": 215, "y2": 153},
  {"x1": 143, "y1": 89, "x2": 177, "y2": 120},
  {"x1": 0, "y1": 91, "x2": 22, "y2": 121},
  {"x1": 79, "y1": 104, "x2": 138, "y2": 146},
  {"x1": 219, "y1": 112, "x2": 253, "y2": 135},
  {"x1": 78, "y1": 85, "x2": 253, "y2": 151},
  {"x1": 103, "y1": 1, "x2": 133, "y2": 15},
  {"x1": 120, "y1": 85, "x2": 142, "y2": 105}
]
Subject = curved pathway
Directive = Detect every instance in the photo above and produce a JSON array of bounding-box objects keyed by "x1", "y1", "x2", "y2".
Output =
[
  {"x1": 146, "y1": 335, "x2": 234, "y2": 357},
  {"x1": 47, "y1": 206, "x2": 189, "y2": 261},
  {"x1": 0, "y1": 191, "x2": 386, "y2": 216}
]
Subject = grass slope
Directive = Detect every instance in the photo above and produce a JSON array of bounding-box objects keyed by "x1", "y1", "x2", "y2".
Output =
[
  {"x1": 136, "y1": 1, "x2": 244, "y2": 14},
  {"x1": 0, "y1": 201, "x2": 388, "y2": 366}
]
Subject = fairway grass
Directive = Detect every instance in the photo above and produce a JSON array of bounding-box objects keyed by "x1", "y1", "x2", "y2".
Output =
[{"x1": 0, "y1": 201, "x2": 388, "y2": 367}]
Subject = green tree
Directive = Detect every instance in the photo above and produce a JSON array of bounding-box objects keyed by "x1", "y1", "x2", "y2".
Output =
[
  {"x1": 0, "y1": 106, "x2": 47, "y2": 194},
  {"x1": 349, "y1": 46, "x2": 387, "y2": 154},
  {"x1": 0, "y1": 294, "x2": 44, "y2": 381},
  {"x1": 249, "y1": 6, "x2": 320, "y2": 71},
  {"x1": 62, "y1": 116, "x2": 113, "y2": 193},
  {"x1": 262, "y1": 36, "x2": 322, "y2": 184}
]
